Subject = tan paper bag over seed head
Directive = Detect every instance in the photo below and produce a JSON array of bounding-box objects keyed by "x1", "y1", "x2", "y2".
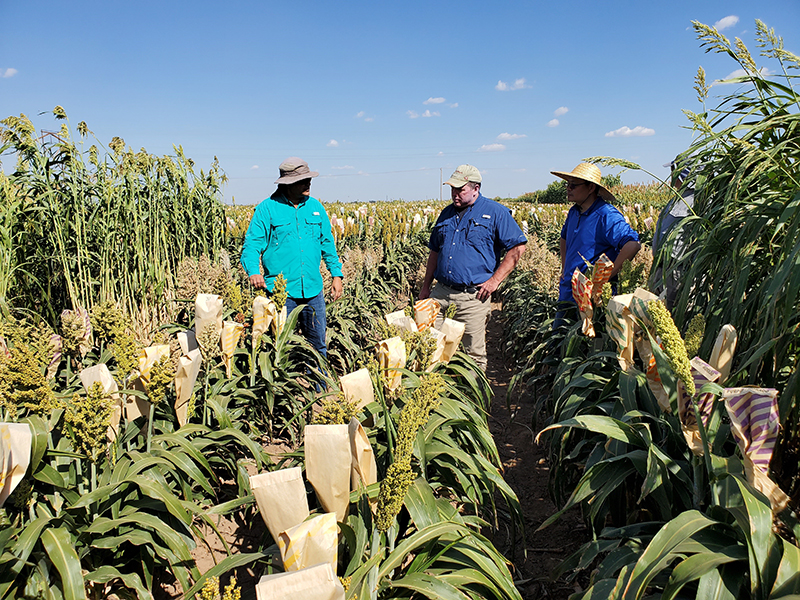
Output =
[
  {"x1": 378, "y1": 336, "x2": 406, "y2": 391},
  {"x1": 571, "y1": 269, "x2": 594, "y2": 337},
  {"x1": 0, "y1": 423, "x2": 32, "y2": 507},
  {"x1": 349, "y1": 417, "x2": 377, "y2": 490},
  {"x1": 339, "y1": 368, "x2": 374, "y2": 411},
  {"x1": 278, "y1": 512, "x2": 338, "y2": 572},
  {"x1": 679, "y1": 357, "x2": 721, "y2": 454},
  {"x1": 221, "y1": 320, "x2": 245, "y2": 377},
  {"x1": 195, "y1": 293, "x2": 223, "y2": 355},
  {"x1": 177, "y1": 329, "x2": 198, "y2": 356},
  {"x1": 606, "y1": 293, "x2": 635, "y2": 370},
  {"x1": 175, "y1": 349, "x2": 202, "y2": 427},
  {"x1": 252, "y1": 296, "x2": 274, "y2": 347},
  {"x1": 413, "y1": 298, "x2": 440, "y2": 331},
  {"x1": 79, "y1": 364, "x2": 122, "y2": 443},
  {"x1": 709, "y1": 324, "x2": 737, "y2": 384},
  {"x1": 385, "y1": 310, "x2": 418, "y2": 333},
  {"x1": 127, "y1": 344, "x2": 170, "y2": 420},
  {"x1": 426, "y1": 328, "x2": 446, "y2": 371},
  {"x1": 440, "y1": 318, "x2": 465, "y2": 363},
  {"x1": 255, "y1": 562, "x2": 345, "y2": 600},
  {"x1": 250, "y1": 467, "x2": 310, "y2": 543},
  {"x1": 305, "y1": 424, "x2": 351, "y2": 522}
]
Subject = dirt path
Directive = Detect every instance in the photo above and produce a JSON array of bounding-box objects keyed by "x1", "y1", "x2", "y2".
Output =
[{"x1": 485, "y1": 302, "x2": 586, "y2": 600}]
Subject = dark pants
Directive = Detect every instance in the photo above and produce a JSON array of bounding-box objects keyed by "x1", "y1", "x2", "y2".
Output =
[{"x1": 285, "y1": 291, "x2": 327, "y2": 357}]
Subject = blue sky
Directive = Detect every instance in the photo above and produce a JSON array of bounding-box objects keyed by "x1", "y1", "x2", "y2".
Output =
[{"x1": 2, "y1": 0, "x2": 798, "y2": 203}]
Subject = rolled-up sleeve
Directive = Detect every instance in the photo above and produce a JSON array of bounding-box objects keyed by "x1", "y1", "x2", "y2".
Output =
[{"x1": 603, "y1": 211, "x2": 640, "y2": 249}]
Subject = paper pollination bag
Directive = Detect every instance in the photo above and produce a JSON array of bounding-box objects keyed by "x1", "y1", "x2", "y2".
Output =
[
  {"x1": 195, "y1": 293, "x2": 223, "y2": 353},
  {"x1": 339, "y1": 368, "x2": 374, "y2": 411},
  {"x1": 0, "y1": 423, "x2": 32, "y2": 507},
  {"x1": 349, "y1": 417, "x2": 377, "y2": 490},
  {"x1": 221, "y1": 320, "x2": 245, "y2": 377},
  {"x1": 439, "y1": 318, "x2": 465, "y2": 363},
  {"x1": 127, "y1": 344, "x2": 170, "y2": 420},
  {"x1": 175, "y1": 348, "x2": 202, "y2": 427},
  {"x1": 678, "y1": 358, "x2": 721, "y2": 455},
  {"x1": 413, "y1": 298, "x2": 440, "y2": 331},
  {"x1": 304, "y1": 424, "x2": 351, "y2": 522},
  {"x1": 378, "y1": 337, "x2": 406, "y2": 392},
  {"x1": 385, "y1": 310, "x2": 418, "y2": 333},
  {"x1": 250, "y1": 467, "x2": 310, "y2": 543},
  {"x1": 590, "y1": 254, "x2": 615, "y2": 303},
  {"x1": 571, "y1": 269, "x2": 594, "y2": 337},
  {"x1": 426, "y1": 328, "x2": 446, "y2": 371},
  {"x1": 46, "y1": 334, "x2": 62, "y2": 380},
  {"x1": 252, "y1": 296, "x2": 274, "y2": 348},
  {"x1": 628, "y1": 287, "x2": 660, "y2": 327},
  {"x1": 278, "y1": 512, "x2": 338, "y2": 572},
  {"x1": 79, "y1": 364, "x2": 123, "y2": 443},
  {"x1": 722, "y1": 387, "x2": 789, "y2": 512},
  {"x1": 255, "y1": 562, "x2": 345, "y2": 600},
  {"x1": 177, "y1": 329, "x2": 198, "y2": 356},
  {"x1": 709, "y1": 324, "x2": 738, "y2": 384},
  {"x1": 606, "y1": 293, "x2": 635, "y2": 370}
]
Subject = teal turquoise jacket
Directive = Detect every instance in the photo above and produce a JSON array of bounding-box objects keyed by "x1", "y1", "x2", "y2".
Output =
[{"x1": 240, "y1": 193, "x2": 343, "y2": 298}]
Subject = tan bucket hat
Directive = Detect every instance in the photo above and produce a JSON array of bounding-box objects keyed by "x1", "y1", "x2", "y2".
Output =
[
  {"x1": 275, "y1": 157, "x2": 319, "y2": 185},
  {"x1": 550, "y1": 162, "x2": 615, "y2": 201},
  {"x1": 444, "y1": 164, "x2": 482, "y2": 187}
]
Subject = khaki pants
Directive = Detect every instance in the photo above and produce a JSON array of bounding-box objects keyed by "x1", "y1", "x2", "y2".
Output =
[{"x1": 430, "y1": 283, "x2": 492, "y2": 372}]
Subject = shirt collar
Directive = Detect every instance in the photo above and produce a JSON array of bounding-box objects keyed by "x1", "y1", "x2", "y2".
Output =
[{"x1": 571, "y1": 196, "x2": 606, "y2": 217}]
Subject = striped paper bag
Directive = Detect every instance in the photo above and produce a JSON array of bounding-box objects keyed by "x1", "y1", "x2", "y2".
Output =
[
  {"x1": 252, "y1": 296, "x2": 274, "y2": 348},
  {"x1": 606, "y1": 293, "x2": 635, "y2": 370},
  {"x1": 571, "y1": 268, "x2": 594, "y2": 337},
  {"x1": 414, "y1": 298, "x2": 440, "y2": 331},
  {"x1": 679, "y1": 357, "x2": 721, "y2": 454},
  {"x1": 221, "y1": 320, "x2": 245, "y2": 377},
  {"x1": 278, "y1": 513, "x2": 338, "y2": 572},
  {"x1": 590, "y1": 254, "x2": 615, "y2": 303},
  {"x1": 723, "y1": 387, "x2": 789, "y2": 512}
]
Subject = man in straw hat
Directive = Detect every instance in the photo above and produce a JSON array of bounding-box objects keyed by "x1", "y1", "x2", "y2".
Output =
[
  {"x1": 419, "y1": 164, "x2": 527, "y2": 371},
  {"x1": 241, "y1": 157, "x2": 343, "y2": 357},
  {"x1": 551, "y1": 162, "x2": 641, "y2": 312}
]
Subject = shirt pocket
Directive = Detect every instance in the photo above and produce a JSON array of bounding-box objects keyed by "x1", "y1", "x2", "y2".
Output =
[
  {"x1": 271, "y1": 221, "x2": 294, "y2": 247},
  {"x1": 469, "y1": 219, "x2": 493, "y2": 246},
  {"x1": 432, "y1": 222, "x2": 448, "y2": 251},
  {"x1": 304, "y1": 213, "x2": 322, "y2": 239}
]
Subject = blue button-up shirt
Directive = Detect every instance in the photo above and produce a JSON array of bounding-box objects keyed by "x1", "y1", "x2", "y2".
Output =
[
  {"x1": 429, "y1": 194, "x2": 527, "y2": 287},
  {"x1": 559, "y1": 198, "x2": 639, "y2": 301},
  {"x1": 240, "y1": 194, "x2": 343, "y2": 299}
]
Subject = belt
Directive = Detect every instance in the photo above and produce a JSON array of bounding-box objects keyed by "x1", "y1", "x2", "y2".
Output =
[{"x1": 442, "y1": 282, "x2": 477, "y2": 293}]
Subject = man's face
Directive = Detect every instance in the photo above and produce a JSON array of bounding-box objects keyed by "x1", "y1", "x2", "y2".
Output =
[
  {"x1": 566, "y1": 178, "x2": 593, "y2": 206},
  {"x1": 287, "y1": 179, "x2": 311, "y2": 201},
  {"x1": 451, "y1": 182, "x2": 479, "y2": 209}
]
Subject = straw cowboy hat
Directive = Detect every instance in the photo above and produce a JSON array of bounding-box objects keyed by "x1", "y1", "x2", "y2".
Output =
[
  {"x1": 274, "y1": 157, "x2": 319, "y2": 185},
  {"x1": 550, "y1": 162, "x2": 616, "y2": 201}
]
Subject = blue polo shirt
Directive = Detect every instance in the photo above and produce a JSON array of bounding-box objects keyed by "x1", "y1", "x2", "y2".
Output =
[
  {"x1": 429, "y1": 194, "x2": 527, "y2": 287},
  {"x1": 559, "y1": 198, "x2": 639, "y2": 301}
]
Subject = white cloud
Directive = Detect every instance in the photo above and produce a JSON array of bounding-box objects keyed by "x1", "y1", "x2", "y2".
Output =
[
  {"x1": 332, "y1": 165, "x2": 355, "y2": 170},
  {"x1": 547, "y1": 119, "x2": 559, "y2": 127},
  {"x1": 364, "y1": 116, "x2": 374, "y2": 122},
  {"x1": 327, "y1": 139, "x2": 339, "y2": 147},
  {"x1": 495, "y1": 78, "x2": 529, "y2": 91},
  {"x1": 714, "y1": 15, "x2": 739, "y2": 31},
  {"x1": 437, "y1": 151, "x2": 444, "y2": 156},
  {"x1": 407, "y1": 110, "x2": 419, "y2": 119},
  {"x1": 424, "y1": 97, "x2": 445, "y2": 105},
  {"x1": 604, "y1": 126, "x2": 655, "y2": 137},
  {"x1": 449, "y1": 103, "x2": 459, "y2": 108},
  {"x1": 250, "y1": 165, "x2": 259, "y2": 170},
  {"x1": 715, "y1": 67, "x2": 772, "y2": 83},
  {"x1": 421, "y1": 110, "x2": 440, "y2": 118},
  {"x1": 477, "y1": 143, "x2": 505, "y2": 152},
  {"x1": 497, "y1": 132, "x2": 526, "y2": 140},
  {"x1": 1, "y1": 68, "x2": 18, "y2": 78},
  {"x1": 554, "y1": 106, "x2": 569, "y2": 116},
  {"x1": 355, "y1": 111, "x2": 365, "y2": 118}
]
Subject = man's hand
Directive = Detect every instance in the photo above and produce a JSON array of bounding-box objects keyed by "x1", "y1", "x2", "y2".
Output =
[
  {"x1": 249, "y1": 274, "x2": 266, "y2": 289},
  {"x1": 475, "y1": 278, "x2": 498, "y2": 301},
  {"x1": 331, "y1": 277, "x2": 343, "y2": 301},
  {"x1": 419, "y1": 283, "x2": 431, "y2": 300}
]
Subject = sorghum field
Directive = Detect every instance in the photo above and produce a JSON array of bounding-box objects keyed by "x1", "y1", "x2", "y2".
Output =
[{"x1": 0, "y1": 20, "x2": 798, "y2": 600}]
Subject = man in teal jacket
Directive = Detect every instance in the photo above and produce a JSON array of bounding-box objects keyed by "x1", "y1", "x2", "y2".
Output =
[{"x1": 240, "y1": 157, "x2": 343, "y2": 357}]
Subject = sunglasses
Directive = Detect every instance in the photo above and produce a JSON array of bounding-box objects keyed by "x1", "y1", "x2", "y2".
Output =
[{"x1": 566, "y1": 181, "x2": 587, "y2": 190}]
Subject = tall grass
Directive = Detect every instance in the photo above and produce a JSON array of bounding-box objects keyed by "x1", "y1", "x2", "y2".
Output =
[{"x1": 0, "y1": 109, "x2": 227, "y2": 327}]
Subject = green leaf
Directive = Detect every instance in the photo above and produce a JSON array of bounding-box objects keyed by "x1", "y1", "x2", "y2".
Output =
[
  {"x1": 537, "y1": 415, "x2": 648, "y2": 448},
  {"x1": 40, "y1": 527, "x2": 84, "y2": 600},
  {"x1": 85, "y1": 566, "x2": 153, "y2": 600},
  {"x1": 661, "y1": 546, "x2": 747, "y2": 600},
  {"x1": 388, "y1": 572, "x2": 470, "y2": 600}
]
